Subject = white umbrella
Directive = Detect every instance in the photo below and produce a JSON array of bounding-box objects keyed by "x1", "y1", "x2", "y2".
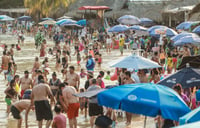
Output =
[
  {"x1": 0, "y1": 15, "x2": 15, "y2": 21},
  {"x1": 117, "y1": 15, "x2": 140, "y2": 25},
  {"x1": 39, "y1": 20, "x2": 56, "y2": 25},
  {"x1": 111, "y1": 54, "x2": 161, "y2": 70},
  {"x1": 57, "y1": 16, "x2": 71, "y2": 20}
]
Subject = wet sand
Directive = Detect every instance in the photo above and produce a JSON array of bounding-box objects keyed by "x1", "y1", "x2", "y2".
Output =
[{"x1": 0, "y1": 34, "x2": 155, "y2": 128}]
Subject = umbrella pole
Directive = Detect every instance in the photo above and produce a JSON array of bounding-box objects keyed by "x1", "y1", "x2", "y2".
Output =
[{"x1": 144, "y1": 116, "x2": 147, "y2": 128}]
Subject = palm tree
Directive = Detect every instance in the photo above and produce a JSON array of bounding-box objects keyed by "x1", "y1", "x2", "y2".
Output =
[{"x1": 24, "y1": 0, "x2": 75, "y2": 22}]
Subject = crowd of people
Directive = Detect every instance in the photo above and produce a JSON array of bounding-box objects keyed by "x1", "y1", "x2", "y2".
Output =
[{"x1": 1, "y1": 20, "x2": 200, "y2": 128}]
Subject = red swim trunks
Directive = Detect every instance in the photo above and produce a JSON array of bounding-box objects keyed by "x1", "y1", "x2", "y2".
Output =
[
  {"x1": 67, "y1": 103, "x2": 80, "y2": 119},
  {"x1": 40, "y1": 50, "x2": 45, "y2": 57},
  {"x1": 172, "y1": 58, "x2": 177, "y2": 63},
  {"x1": 21, "y1": 90, "x2": 25, "y2": 98}
]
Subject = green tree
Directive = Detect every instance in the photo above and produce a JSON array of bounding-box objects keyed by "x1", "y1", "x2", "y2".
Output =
[{"x1": 24, "y1": 0, "x2": 74, "y2": 22}]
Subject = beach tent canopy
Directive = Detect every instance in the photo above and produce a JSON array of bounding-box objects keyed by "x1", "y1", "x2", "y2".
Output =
[{"x1": 79, "y1": 6, "x2": 109, "y2": 10}]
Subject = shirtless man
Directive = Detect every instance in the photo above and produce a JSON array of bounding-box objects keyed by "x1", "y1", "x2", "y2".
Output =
[
  {"x1": 61, "y1": 83, "x2": 80, "y2": 128},
  {"x1": 19, "y1": 71, "x2": 32, "y2": 97},
  {"x1": 10, "y1": 44, "x2": 15, "y2": 61},
  {"x1": 63, "y1": 40, "x2": 71, "y2": 61},
  {"x1": 2, "y1": 51, "x2": 10, "y2": 80},
  {"x1": 10, "y1": 99, "x2": 32, "y2": 128},
  {"x1": 32, "y1": 57, "x2": 40, "y2": 79},
  {"x1": 64, "y1": 66, "x2": 80, "y2": 90},
  {"x1": 62, "y1": 51, "x2": 68, "y2": 69},
  {"x1": 124, "y1": 71, "x2": 135, "y2": 126},
  {"x1": 28, "y1": 75, "x2": 55, "y2": 128}
]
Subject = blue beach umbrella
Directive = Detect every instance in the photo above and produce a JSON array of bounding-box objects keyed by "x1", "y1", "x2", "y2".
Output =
[
  {"x1": 179, "y1": 107, "x2": 200, "y2": 125},
  {"x1": 157, "y1": 67, "x2": 200, "y2": 88},
  {"x1": 173, "y1": 121, "x2": 200, "y2": 128},
  {"x1": 174, "y1": 36, "x2": 200, "y2": 46},
  {"x1": 108, "y1": 24, "x2": 129, "y2": 32},
  {"x1": 129, "y1": 25, "x2": 147, "y2": 31},
  {"x1": 192, "y1": 25, "x2": 200, "y2": 34},
  {"x1": 140, "y1": 18, "x2": 154, "y2": 26},
  {"x1": 60, "y1": 19, "x2": 77, "y2": 26},
  {"x1": 98, "y1": 83, "x2": 190, "y2": 121},
  {"x1": 171, "y1": 32, "x2": 199, "y2": 42},
  {"x1": 196, "y1": 90, "x2": 200, "y2": 101},
  {"x1": 148, "y1": 25, "x2": 168, "y2": 33},
  {"x1": 149, "y1": 27, "x2": 177, "y2": 37},
  {"x1": 18, "y1": 16, "x2": 32, "y2": 21},
  {"x1": 148, "y1": 25, "x2": 168, "y2": 38},
  {"x1": 56, "y1": 19, "x2": 67, "y2": 25},
  {"x1": 176, "y1": 21, "x2": 199, "y2": 30},
  {"x1": 56, "y1": 19, "x2": 76, "y2": 25},
  {"x1": 117, "y1": 15, "x2": 140, "y2": 25},
  {"x1": 76, "y1": 19, "x2": 86, "y2": 26},
  {"x1": 111, "y1": 54, "x2": 161, "y2": 69}
]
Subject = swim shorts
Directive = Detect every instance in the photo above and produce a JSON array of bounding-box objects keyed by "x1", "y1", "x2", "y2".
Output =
[
  {"x1": 67, "y1": 103, "x2": 80, "y2": 119},
  {"x1": 89, "y1": 103, "x2": 103, "y2": 116},
  {"x1": 5, "y1": 98, "x2": 11, "y2": 106},
  {"x1": 34, "y1": 100, "x2": 53, "y2": 121},
  {"x1": 11, "y1": 105, "x2": 21, "y2": 119}
]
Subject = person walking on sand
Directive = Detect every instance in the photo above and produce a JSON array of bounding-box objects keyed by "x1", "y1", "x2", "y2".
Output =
[
  {"x1": 87, "y1": 79, "x2": 103, "y2": 128},
  {"x1": 86, "y1": 55, "x2": 95, "y2": 73},
  {"x1": 1, "y1": 51, "x2": 10, "y2": 80},
  {"x1": 32, "y1": 57, "x2": 40, "y2": 79},
  {"x1": 60, "y1": 82, "x2": 80, "y2": 128},
  {"x1": 19, "y1": 71, "x2": 32, "y2": 98},
  {"x1": 64, "y1": 66, "x2": 80, "y2": 91},
  {"x1": 63, "y1": 40, "x2": 71, "y2": 61},
  {"x1": 28, "y1": 75, "x2": 55, "y2": 128},
  {"x1": 119, "y1": 35, "x2": 125, "y2": 56},
  {"x1": 10, "y1": 44, "x2": 15, "y2": 61},
  {"x1": 106, "y1": 35, "x2": 112, "y2": 54},
  {"x1": 40, "y1": 39, "x2": 47, "y2": 57}
]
